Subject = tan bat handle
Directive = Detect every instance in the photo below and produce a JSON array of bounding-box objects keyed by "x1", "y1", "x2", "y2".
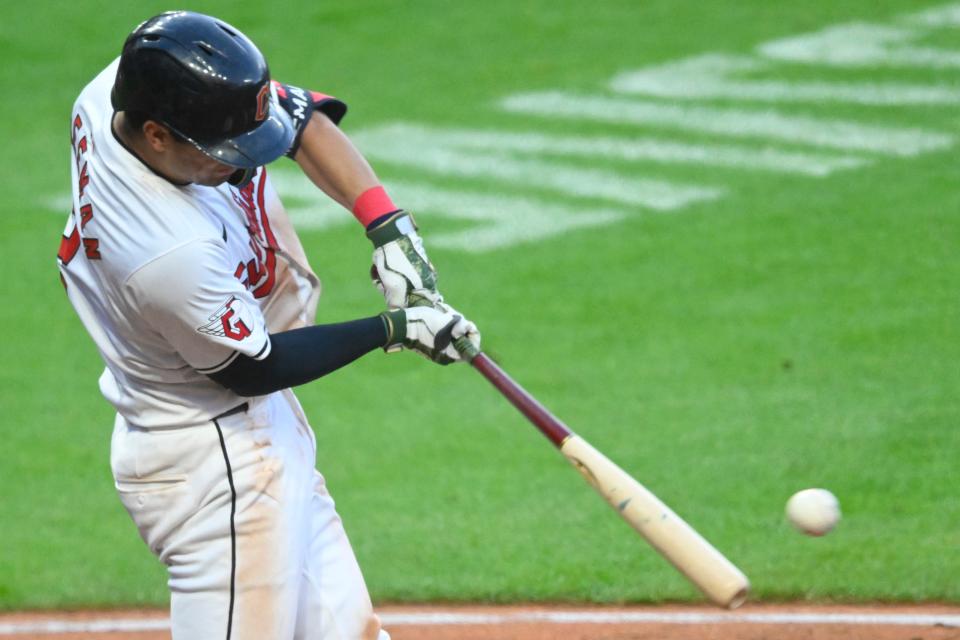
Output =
[{"x1": 561, "y1": 435, "x2": 750, "y2": 609}]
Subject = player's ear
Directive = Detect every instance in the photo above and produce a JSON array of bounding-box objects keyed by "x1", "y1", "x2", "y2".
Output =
[{"x1": 142, "y1": 120, "x2": 174, "y2": 153}]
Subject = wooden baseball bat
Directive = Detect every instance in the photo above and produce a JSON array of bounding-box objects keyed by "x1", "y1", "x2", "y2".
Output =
[{"x1": 454, "y1": 338, "x2": 750, "y2": 609}]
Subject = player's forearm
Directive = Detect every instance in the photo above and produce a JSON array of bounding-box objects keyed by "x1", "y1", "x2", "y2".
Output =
[
  {"x1": 207, "y1": 316, "x2": 388, "y2": 397},
  {"x1": 293, "y1": 112, "x2": 380, "y2": 210}
]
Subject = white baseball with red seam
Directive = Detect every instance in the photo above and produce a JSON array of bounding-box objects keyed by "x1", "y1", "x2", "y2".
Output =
[{"x1": 785, "y1": 488, "x2": 841, "y2": 536}]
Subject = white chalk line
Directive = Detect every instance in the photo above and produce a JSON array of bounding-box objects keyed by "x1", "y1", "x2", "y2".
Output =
[
  {"x1": 2, "y1": 609, "x2": 959, "y2": 634},
  {"x1": 0, "y1": 618, "x2": 171, "y2": 635}
]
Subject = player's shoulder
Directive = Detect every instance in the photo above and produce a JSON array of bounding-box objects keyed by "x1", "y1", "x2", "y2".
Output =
[
  {"x1": 77, "y1": 171, "x2": 231, "y2": 286},
  {"x1": 69, "y1": 58, "x2": 230, "y2": 282},
  {"x1": 99, "y1": 190, "x2": 231, "y2": 286},
  {"x1": 70, "y1": 57, "x2": 118, "y2": 168},
  {"x1": 74, "y1": 57, "x2": 120, "y2": 119},
  {"x1": 125, "y1": 236, "x2": 230, "y2": 301}
]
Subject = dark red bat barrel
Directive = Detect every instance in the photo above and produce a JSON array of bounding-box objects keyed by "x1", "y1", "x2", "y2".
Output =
[{"x1": 469, "y1": 352, "x2": 573, "y2": 448}]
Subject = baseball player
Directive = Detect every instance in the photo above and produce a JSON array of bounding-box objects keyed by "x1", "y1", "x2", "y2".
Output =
[{"x1": 57, "y1": 11, "x2": 479, "y2": 640}]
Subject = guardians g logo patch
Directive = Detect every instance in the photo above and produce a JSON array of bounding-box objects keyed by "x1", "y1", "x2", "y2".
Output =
[{"x1": 198, "y1": 296, "x2": 253, "y2": 341}]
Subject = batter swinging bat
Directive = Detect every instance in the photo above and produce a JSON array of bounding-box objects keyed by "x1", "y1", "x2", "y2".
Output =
[{"x1": 454, "y1": 338, "x2": 750, "y2": 609}]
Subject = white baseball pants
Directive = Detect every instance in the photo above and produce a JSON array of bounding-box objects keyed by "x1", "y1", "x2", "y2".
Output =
[{"x1": 110, "y1": 390, "x2": 389, "y2": 640}]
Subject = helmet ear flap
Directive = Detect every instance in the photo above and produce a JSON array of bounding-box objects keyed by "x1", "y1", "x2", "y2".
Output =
[{"x1": 227, "y1": 168, "x2": 255, "y2": 188}]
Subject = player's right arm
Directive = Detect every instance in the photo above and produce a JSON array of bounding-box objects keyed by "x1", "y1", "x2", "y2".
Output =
[
  {"x1": 127, "y1": 240, "x2": 477, "y2": 398},
  {"x1": 209, "y1": 306, "x2": 477, "y2": 395}
]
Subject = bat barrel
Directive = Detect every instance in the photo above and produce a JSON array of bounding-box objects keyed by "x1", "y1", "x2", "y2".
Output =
[
  {"x1": 561, "y1": 435, "x2": 750, "y2": 608},
  {"x1": 455, "y1": 341, "x2": 750, "y2": 608}
]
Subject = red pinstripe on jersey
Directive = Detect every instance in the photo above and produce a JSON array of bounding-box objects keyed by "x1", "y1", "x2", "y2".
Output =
[{"x1": 230, "y1": 168, "x2": 277, "y2": 299}]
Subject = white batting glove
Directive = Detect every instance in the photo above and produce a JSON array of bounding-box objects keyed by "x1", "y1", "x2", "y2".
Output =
[
  {"x1": 367, "y1": 211, "x2": 443, "y2": 309},
  {"x1": 380, "y1": 307, "x2": 481, "y2": 365}
]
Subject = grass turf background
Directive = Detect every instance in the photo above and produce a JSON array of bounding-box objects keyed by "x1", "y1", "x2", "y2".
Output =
[{"x1": 1, "y1": 0, "x2": 958, "y2": 609}]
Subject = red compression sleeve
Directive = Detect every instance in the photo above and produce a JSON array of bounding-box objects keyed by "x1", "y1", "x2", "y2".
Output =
[{"x1": 352, "y1": 186, "x2": 397, "y2": 226}]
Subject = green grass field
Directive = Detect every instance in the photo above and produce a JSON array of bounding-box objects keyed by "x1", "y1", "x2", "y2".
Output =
[{"x1": 2, "y1": 0, "x2": 958, "y2": 610}]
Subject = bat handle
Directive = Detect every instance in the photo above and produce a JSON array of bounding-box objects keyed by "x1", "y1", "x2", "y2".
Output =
[{"x1": 453, "y1": 337, "x2": 573, "y2": 448}]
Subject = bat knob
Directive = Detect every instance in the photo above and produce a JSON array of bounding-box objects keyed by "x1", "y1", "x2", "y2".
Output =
[{"x1": 453, "y1": 335, "x2": 481, "y2": 361}]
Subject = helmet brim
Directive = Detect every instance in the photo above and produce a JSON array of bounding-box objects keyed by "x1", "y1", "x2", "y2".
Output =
[{"x1": 181, "y1": 92, "x2": 296, "y2": 169}]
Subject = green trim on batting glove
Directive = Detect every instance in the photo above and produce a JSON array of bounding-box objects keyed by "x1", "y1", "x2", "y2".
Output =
[
  {"x1": 380, "y1": 309, "x2": 407, "y2": 351},
  {"x1": 366, "y1": 210, "x2": 418, "y2": 247}
]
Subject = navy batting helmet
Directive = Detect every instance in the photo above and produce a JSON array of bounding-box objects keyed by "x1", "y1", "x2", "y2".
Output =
[{"x1": 111, "y1": 11, "x2": 294, "y2": 168}]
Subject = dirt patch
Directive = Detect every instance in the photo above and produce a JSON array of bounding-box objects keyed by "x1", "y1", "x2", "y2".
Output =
[{"x1": 2, "y1": 603, "x2": 959, "y2": 640}]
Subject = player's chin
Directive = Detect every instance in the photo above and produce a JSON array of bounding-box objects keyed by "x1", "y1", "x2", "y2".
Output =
[{"x1": 195, "y1": 171, "x2": 236, "y2": 187}]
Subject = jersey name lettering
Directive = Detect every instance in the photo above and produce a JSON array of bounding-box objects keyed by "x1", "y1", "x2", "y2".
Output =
[{"x1": 59, "y1": 114, "x2": 101, "y2": 266}]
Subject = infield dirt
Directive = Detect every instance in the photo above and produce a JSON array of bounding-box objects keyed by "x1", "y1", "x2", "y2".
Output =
[{"x1": 2, "y1": 603, "x2": 959, "y2": 640}]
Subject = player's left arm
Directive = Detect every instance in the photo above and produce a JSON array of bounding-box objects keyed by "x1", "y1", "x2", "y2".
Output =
[{"x1": 274, "y1": 82, "x2": 446, "y2": 311}]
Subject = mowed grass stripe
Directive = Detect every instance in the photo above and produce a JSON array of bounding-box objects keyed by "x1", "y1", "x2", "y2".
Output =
[
  {"x1": 611, "y1": 53, "x2": 960, "y2": 105},
  {"x1": 500, "y1": 92, "x2": 954, "y2": 156},
  {"x1": 351, "y1": 132, "x2": 723, "y2": 210},
  {"x1": 758, "y1": 21, "x2": 960, "y2": 68},
  {"x1": 355, "y1": 123, "x2": 868, "y2": 177},
  {"x1": 375, "y1": 179, "x2": 626, "y2": 251}
]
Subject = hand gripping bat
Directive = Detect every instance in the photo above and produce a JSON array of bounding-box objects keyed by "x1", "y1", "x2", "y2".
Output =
[{"x1": 454, "y1": 338, "x2": 750, "y2": 609}]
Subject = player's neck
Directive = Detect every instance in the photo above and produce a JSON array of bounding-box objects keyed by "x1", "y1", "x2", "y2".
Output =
[{"x1": 111, "y1": 113, "x2": 190, "y2": 186}]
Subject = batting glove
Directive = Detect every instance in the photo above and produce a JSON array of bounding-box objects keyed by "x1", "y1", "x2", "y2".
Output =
[
  {"x1": 380, "y1": 307, "x2": 481, "y2": 365},
  {"x1": 368, "y1": 211, "x2": 443, "y2": 310}
]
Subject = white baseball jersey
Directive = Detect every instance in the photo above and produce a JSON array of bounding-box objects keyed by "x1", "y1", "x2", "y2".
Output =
[
  {"x1": 68, "y1": 40, "x2": 389, "y2": 640},
  {"x1": 58, "y1": 58, "x2": 317, "y2": 429}
]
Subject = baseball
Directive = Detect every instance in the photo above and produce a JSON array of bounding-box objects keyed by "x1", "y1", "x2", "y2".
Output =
[{"x1": 785, "y1": 488, "x2": 841, "y2": 536}]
